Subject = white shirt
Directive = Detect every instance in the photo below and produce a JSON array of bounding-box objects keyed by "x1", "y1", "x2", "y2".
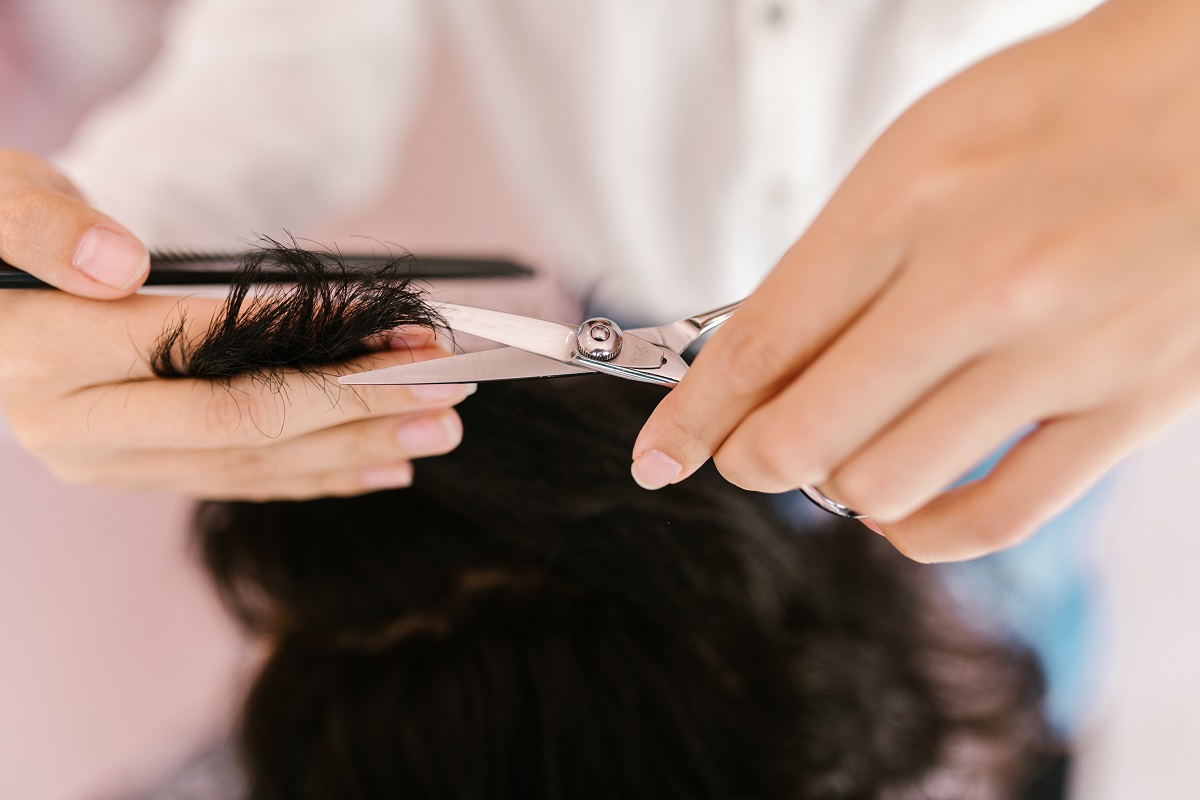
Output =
[{"x1": 56, "y1": 0, "x2": 1100, "y2": 321}]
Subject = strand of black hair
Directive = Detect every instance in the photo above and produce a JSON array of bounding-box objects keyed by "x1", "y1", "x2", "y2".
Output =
[{"x1": 148, "y1": 237, "x2": 445, "y2": 386}]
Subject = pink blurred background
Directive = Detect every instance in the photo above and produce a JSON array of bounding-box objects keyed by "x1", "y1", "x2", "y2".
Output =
[{"x1": 1, "y1": 2, "x2": 1198, "y2": 797}]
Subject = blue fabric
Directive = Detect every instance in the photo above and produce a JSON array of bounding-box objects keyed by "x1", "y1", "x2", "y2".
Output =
[{"x1": 936, "y1": 447, "x2": 1113, "y2": 737}]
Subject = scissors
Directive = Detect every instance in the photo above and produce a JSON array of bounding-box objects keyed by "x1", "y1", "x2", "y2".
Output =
[{"x1": 340, "y1": 301, "x2": 862, "y2": 519}]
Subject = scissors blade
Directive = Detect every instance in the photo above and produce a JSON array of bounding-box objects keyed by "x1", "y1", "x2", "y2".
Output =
[
  {"x1": 580, "y1": 341, "x2": 690, "y2": 386},
  {"x1": 339, "y1": 347, "x2": 591, "y2": 385},
  {"x1": 432, "y1": 302, "x2": 579, "y2": 363},
  {"x1": 339, "y1": 303, "x2": 685, "y2": 386}
]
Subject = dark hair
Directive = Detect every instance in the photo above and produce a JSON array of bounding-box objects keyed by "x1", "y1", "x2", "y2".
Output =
[
  {"x1": 161, "y1": 246, "x2": 1054, "y2": 799},
  {"x1": 150, "y1": 239, "x2": 443, "y2": 383}
]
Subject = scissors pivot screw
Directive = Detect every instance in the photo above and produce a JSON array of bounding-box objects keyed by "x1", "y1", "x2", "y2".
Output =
[{"x1": 576, "y1": 318, "x2": 623, "y2": 361}]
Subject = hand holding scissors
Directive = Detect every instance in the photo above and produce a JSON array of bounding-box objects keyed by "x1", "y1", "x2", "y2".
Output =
[{"x1": 340, "y1": 301, "x2": 862, "y2": 519}]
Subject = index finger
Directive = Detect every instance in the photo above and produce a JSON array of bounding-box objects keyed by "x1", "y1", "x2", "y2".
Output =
[
  {"x1": 631, "y1": 199, "x2": 901, "y2": 489},
  {"x1": 0, "y1": 149, "x2": 149, "y2": 298}
]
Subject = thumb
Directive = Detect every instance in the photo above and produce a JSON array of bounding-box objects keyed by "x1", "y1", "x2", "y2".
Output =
[{"x1": 0, "y1": 149, "x2": 148, "y2": 298}]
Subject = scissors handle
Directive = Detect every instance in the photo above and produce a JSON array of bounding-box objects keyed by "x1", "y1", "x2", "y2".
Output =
[
  {"x1": 683, "y1": 300, "x2": 742, "y2": 339},
  {"x1": 639, "y1": 299, "x2": 743, "y2": 355}
]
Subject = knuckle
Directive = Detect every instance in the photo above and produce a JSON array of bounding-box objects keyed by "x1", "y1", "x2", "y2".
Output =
[
  {"x1": 713, "y1": 434, "x2": 800, "y2": 493},
  {"x1": 979, "y1": 273, "x2": 1053, "y2": 329},
  {"x1": 710, "y1": 325, "x2": 795, "y2": 396},
  {"x1": 714, "y1": 407, "x2": 838, "y2": 494},
  {"x1": 199, "y1": 388, "x2": 249, "y2": 440},
  {"x1": 966, "y1": 248, "x2": 1065, "y2": 332},
  {"x1": 200, "y1": 380, "x2": 290, "y2": 443}
]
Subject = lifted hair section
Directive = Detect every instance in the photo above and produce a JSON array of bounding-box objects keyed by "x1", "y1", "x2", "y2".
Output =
[{"x1": 149, "y1": 240, "x2": 443, "y2": 383}]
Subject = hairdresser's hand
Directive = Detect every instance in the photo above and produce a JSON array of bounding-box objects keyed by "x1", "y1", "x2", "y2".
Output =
[
  {"x1": 0, "y1": 291, "x2": 471, "y2": 499},
  {"x1": 635, "y1": 0, "x2": 1200, "y2": 562},
  {"x1": 0, "y1": 149, "x2": 150, "y2": 296}
]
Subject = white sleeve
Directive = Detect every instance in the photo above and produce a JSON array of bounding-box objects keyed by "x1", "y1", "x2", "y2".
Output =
[{"x1": 53, "y1": 0, "x2": 432, "y2": 247}]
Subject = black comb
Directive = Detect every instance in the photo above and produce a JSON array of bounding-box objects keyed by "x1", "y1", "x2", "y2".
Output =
[{"x1": 0, "y1": 249, "x2": 533, "y2": 289}]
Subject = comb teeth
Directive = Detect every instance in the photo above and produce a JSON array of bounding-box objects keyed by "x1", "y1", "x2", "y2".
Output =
[
  {"x1": 149, "y1": 248, "x2": 240, "y2": 264},
  {"x1": 146, "y1": 249, "x2": 426, "y2": 271},
  {"x1": 146, "y1": 249, "x2": 412, "y2": 267},
  {"x1": 143, "y1": 249, "x2": 423, "y2": 277}
]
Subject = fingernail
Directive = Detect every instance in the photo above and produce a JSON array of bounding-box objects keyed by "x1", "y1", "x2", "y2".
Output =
[
  {"x1": 396, "y1": 414, "x2": 457, "y2": 452},
  {"x1": 631, "y1": 450, "x2": 682, "y2": 490},
  {"x1": 411, "y1": 383, "x2": 477, "y2": 402},
  {"x1": 361, "y1": 462, "x2": 414, "y2": 489},
  {"x1": 860, "y1": 517, "x2": 885, "y2": 536},
  {"x1": 73, "y1": 226, "x2": 149, "y2": 289},
  {"x1": 387, "y1": 328, "x2": 435, "y2": 349}
]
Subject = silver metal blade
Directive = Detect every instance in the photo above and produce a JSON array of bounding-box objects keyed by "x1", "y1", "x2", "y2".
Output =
[
  {"x1": 580, "y1": 341, "x2": 690, "y2": 386},
  {"x1": 433, "y1": 302, "x2": 579, "y2": 362},
  {"x1": 655, "y1": 348, "x2": 691, "y2": 384},
  {"x1": 340, "y1": 304, "x2": 682, "y2": 386},
  {"x1": 429, "y1": 303, "x2": 676, "y2": 380},
  {"x1": 626, "y1": 300, "x2": 740, "y2": 357},
  {"x1": 627, "y1": 322, "x2": 701, "y2": 355},
  {"x1": 339, "y1": 347, "x2": 592, "y2": 385}
]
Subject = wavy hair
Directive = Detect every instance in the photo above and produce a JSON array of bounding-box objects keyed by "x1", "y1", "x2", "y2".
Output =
[{"x1": 160, "y1": 244, "x2": 1057, "y2": 799}]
